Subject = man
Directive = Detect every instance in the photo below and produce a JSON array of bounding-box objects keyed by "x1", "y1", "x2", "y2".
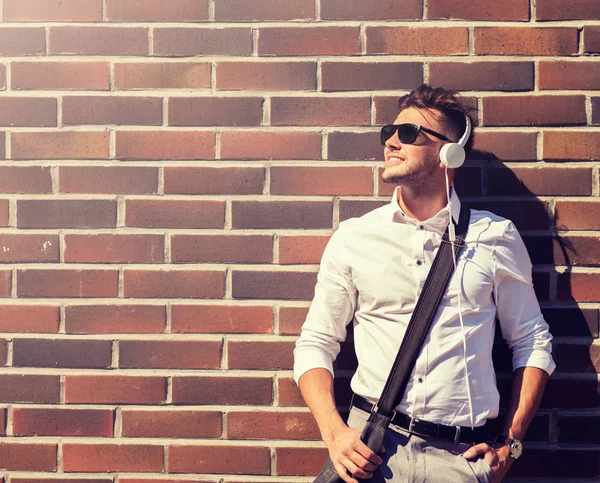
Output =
[{"x1": 293, "y1": 85, "x2": 554, "y2": 483}]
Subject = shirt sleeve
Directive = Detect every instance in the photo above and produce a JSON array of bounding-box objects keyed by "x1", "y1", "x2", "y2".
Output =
[
  {"x1": 493, "y1": 222, "x2": 556, "y2": 376},
  {"x1": 293, "y1": 224, "x2": 358, "y2": 384}
]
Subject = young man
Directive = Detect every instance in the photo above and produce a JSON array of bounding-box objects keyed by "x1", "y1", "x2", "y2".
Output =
[{"x1": 294, "y1": 85, "x2": 554, "y2": 483}]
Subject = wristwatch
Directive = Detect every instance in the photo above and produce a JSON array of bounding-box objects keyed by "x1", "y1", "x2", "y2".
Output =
[{"x1": 499, "y1": 435, "x2": 523, "y2": 459}]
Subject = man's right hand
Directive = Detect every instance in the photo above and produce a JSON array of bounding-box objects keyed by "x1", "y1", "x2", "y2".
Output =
[{"x1": 326, "y1": 424, "x2": 384, "y2": 482}]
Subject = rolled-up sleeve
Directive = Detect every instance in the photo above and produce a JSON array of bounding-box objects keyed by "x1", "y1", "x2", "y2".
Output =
[
  {"x1": 493, "y1": 222, "x2": 555, "y2": 376},
  {"x1": 293, "y1": 225, "x2": 358, "y2": 384}
]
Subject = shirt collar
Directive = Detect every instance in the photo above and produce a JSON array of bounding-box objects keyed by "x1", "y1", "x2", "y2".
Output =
[{"x1": 389, "y1": 186, "x2": 462, "y2": 228}]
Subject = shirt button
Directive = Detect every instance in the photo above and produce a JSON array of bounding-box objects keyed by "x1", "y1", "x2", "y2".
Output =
[
  {"x1": 416, "y1": 260, "x2": 423, "y2": 266},
  {"x1": 418, "y1": 377, "x2": 424, "y2": 383},
  {"x1": 419, "y1": 225, "x2": 424, "y2": 230}
]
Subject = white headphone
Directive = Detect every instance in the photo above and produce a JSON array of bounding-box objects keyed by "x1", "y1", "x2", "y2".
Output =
[{"x1": 439, "y1": 114, "x2": 471, "y2": 169}]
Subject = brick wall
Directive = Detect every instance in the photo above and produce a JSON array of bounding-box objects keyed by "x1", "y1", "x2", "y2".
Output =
[{"x1": 0, "y1": 0, "x2": 598, "y2": 481}]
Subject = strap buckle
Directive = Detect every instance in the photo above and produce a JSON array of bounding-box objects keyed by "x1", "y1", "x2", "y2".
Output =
[
  {"x1": 453, "y1": 426, "x2": 461, "y2": 445},
  {"x1": 371, "y1": 403, "x2": 396, "y2": 420}
]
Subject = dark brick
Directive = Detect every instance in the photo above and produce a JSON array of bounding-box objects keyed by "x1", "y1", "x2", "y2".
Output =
[
  {"x1": 429, "y1": 62, "x2": 534, "y2": 92},
  {"x1": 327, "y1": 131, "x2": 381, "y2": 161},
  {"x1": 232, "y1": 201, "x2": 332, "y2": 229},
  {"x1": 232, "y1": 271, "x2": 317, "y2": 300},
  {"x1": 13, "y1": 339, "x2": 112, "y2": 368},
  {"x1": 172, "y1": 376, "x2": 272, "y2": 405}
]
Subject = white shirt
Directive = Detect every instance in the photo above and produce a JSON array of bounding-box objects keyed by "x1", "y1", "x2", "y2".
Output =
[{"x1": 294, "y1": 188, "x2": 555, "y2": 428}]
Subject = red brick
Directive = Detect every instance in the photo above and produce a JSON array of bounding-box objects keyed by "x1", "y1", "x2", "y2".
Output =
[
  {"x1": 278, "y1": 377, "x2": 306, "y2": 406},
  {"x1": 474, "y1": 28, "x2": 578, "y2": 55},
  {"x1": 558, "y1": 415, "x2": 600, "y2": 443},
  {"x1": 228, "y1": 411, "x2": 319, "y2": 440},
  {"x1": 154, "y1": 28, "x2": 252, "y2": 56},
  {"x1": 126, "y1": 200, "x2": 225, "y2": 229},
  {"x1": 339, "y1": 200, "x2": 386, "y2": 221},
  {"x1": 65, "y1": 234, "x2": 164, "y2": 264},
  {"x1": 321, "y1": 62, "x2": 423, "y2": 92},
  {"x1": 0, "y1": 97, "x2": 57, "y2": 127},
  {"x1": 556, "y1": 202, "x2": 600, "y2": 230},
  {"x1": 12, "y1": 131, "x2": 109, "y2": 160},
  {"x1": 279, "y1": 236, "x2": 330, "y2": 265},
  {"x1": 558, "y1": 273, "x2": 600, "y2": 303},
  {"x1": 17, "y1": 200, "x2": 117, "y2": 229},
  {"x1": 169, "y1": 97, "x2": 263, "y2": 126},
  {"x1": 469, "y1": 200, "x2": 549, "y2": 231},
  {"x1": 271, "y1": 166, "x2": 372, "y2": 196},
  {"x1": 0, "y1": 234, "x2": 59, "y2": 263},
  {"x1": 428, "y1": 0, "x2": 529, "y2": 20},
  {"x1": 63, "y1": 444, "x2": 163, "y2": 473},
  {"x1": 0, "y1": 444, "x2": 57, "y2": 471},
  {"x1": 271, "y1": 97, "x2": 370, "y2": 126},
  {"x1": 0, "y1": 28, "x2": 45, "y2": 56},
  {"x1": 0, "y1": 375, "x2": 60, "y2": 403},
  {"x1": 0, "y1": 200, "x2": 8, "y2": 226},
  {"x1": 107, "y1": 0, "x2": 209, "y2": 21},
  {"x1": 13, "y1": 479, "x2": 114, "y2": 483},
  {"x1": 487, "y1": 167, "x2": 592, "y2": 196},
  {"x1": 169, "y1": 445, "x2": 269, "y2": 475},
  {"x1": 0, "y1": 408, "x2": 5, "y2": 434},
  {"x1": 12, "y1": 408, "x2": 113, "y2": 437},
  {"x1": 65, "y1": 305, "x2": 166, "y2": 334},
  {"x1": 539, "y1": 62, "x2": 600, "y2": 90},
  {"x1": 171, "y1": 305, "x2": 273, "y2": 334},
  {"x1": 541, "y1": 379, "x2": 600, "y2": 409},
  {"x1": 65, "y1": 376, "x2": 166, "y2": 404},
  {"x1": 367, "y1": 27, "x2": 468, "y2": 55},
  {"x1": 259, "y1": 27, "x2": 360, "y2": 56},
  {"x1": 13, "y1": 339, "x2": 112, "y2": 368},
  {"x1": 279, "y1": 306, "x2": 309, "y2": 335},
  {"x1": 216, "y1": 62, "x2": 316, "y2": 90},
  {"x1": 114, "y1": 62, "x2": 211, "y2": 90},
  {"x1": 544, "y1": 132, "x2": 600, "y2": 161},
  {"x1": 0, "y1": 167, "x2": 52, "y2": 194},
  {"x1": 171, "y1": 234, "x2": 272, "y2": 264},
  {"x1": 221, "y1": 131, "x2": 321, "y2": 160},
  {"x1": 0, "y1": 339, "x2": 7, "y2": 366},
  {"x1": 327, "y1": 131, "x2": 381, "y2": 161},
  {"x1": 172, "y1": 376, "x2": 272, "y2": 405},
  {"x1": 429, "y1": 62, "x2": 534, "y2": 92},
  {"x1": 0, "y1": 270, "x2": 12, "y2": 298},
  {"x1": 542, "y1": 307, "x2": 599, "y2": 337},
  {"x1": 471, "y1": 132, "x2": 538, "y2": 160},
  {"x1": 584, "y1": 26, "x2": 600, "y2": 53},
  {"x1": 3, "y1": 0, "x2": 102, "y2": 21},
  {"x1": 483, "y1": 95, "x2": 585, "y2": 126},
  {"x1": 11, "y1": 62, "x2": 109, "y2": 91},
  {"x1": 119, "y1": 340, "x2": 221, "y2": 369},
  {"x1": 18, "y1": 269, "x2": 118, "y2": 298},
  {"x1": 124, "y1": 270, "x2": 225, "y2": 299},
  {"x1": 0, "y1": 306, "x2": 59, "y2": 333},
  {"x1": 276, "y1": 447, "x2": 328, "y2": 476},
  {"x1": 60, "y1": 167, "x2": 158, "y2": 195},
  {"x1": 116, "y1": 131, "x2": 214, "y2": 160},
  {"x1": 49, "y1": 27, "x2": 148, "y2": 56},
  {"x1": 120, "y1": 480, "x2": 208, "y2": 483},
  {"x1": 164, "y1": 167, "x2": 264, "y2": 195},
  {"x1": 555, "y1": 343, "x2": 600, "y2": 373},
  {"x1": 62, "y1": 96, "x2": 162, "y2": 126},
  {"x1": 228, "y1": 340, "x2": 295, "y2": 370},
  {"x1": 321, "y1": 0, "x2": 421, "y2": 19},
  {"x1": 536, "y1": 0, "x2": 600, "y2": 20},
  {"x1": 219, "y1": 0, "x2": 315, "y2": 19},
  {"x1": 122, "y1": 410, "x2": 221, "y2": 438},
  {"x1": 232, "y1": 270, "x2": 317, "y2": 301},
  {"x1": 232, "y1": 201, "x2": 332, "y2": 229},
  {"x1": 0, "y1": 67, "x2": 5, "y2": 90}
]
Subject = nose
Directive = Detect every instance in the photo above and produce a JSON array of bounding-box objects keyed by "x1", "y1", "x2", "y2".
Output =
[{"x1": 385, "y1": 130, "x2": 401, "y2": 150}]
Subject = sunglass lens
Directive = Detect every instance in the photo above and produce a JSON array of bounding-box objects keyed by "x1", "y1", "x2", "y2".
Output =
[
  {"x1": 380, "y1": 125, "x2": 395, "y2": 145},
  {"x1": 397, "y1": 125, "x2": 418, "y2": 144}
]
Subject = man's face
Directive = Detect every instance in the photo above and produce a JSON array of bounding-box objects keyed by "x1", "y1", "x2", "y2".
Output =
[{"x1": 382, "y1": 107, "x2": 453, "y2": 187}]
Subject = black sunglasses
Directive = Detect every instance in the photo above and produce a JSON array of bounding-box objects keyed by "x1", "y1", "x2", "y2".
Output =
[{"x1": 380, "y1": 123, "x2": 452, "y2": 146}]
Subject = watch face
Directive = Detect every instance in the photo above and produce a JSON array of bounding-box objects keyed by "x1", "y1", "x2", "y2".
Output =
[{"x1": 510, "y1": 439, "x2": 523, "y2": 459}]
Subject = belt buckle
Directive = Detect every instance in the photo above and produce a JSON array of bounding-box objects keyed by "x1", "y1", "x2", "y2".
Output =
[
  {"x1": 453, "y1": 426, "x2": 461, "y2": 445},
  {"x1": 372, "y1": 403, "x2": 397, "y2": 421},
  {"x1": 408, "y1": 416, "x2": 415, "y2": 433}
]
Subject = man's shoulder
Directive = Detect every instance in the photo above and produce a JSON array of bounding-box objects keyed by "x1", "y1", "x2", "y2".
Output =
[{"x1": 467, "y1": 206, "x2": 515, "y2": 240}]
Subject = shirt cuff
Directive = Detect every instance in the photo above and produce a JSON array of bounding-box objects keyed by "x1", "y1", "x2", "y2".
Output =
[
  {"x1": 513, "y1": 350, "x2": 556, "y2": 376},
  {"x1": 293, "y1": 348, "x2": 335, "y2": 385}
]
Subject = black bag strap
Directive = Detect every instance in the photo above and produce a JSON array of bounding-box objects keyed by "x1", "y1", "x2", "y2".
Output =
[{"x1": 373, "y1": 202, "x2": 471, "y2": 417}]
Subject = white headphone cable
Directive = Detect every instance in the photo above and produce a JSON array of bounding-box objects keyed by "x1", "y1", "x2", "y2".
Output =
[{"x1": 445, "y1": 165, "x2": 475, "y2": 430}]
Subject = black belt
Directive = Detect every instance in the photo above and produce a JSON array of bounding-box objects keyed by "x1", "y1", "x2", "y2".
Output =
[{"x1": 351, "y1": 394, "x2": 491, "y2": 445}]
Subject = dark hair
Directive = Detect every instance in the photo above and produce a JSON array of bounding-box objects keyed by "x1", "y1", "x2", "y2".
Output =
[{"x1": 397, "y1": 84, "x2": 477, "y2": 154}]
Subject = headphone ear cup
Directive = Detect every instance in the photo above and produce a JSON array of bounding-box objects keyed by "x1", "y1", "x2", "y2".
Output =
[{"x1": 439, "y1": 143, "x2": 465, "y2": 169}]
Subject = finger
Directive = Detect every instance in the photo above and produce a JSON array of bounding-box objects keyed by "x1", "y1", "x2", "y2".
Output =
[
  {"x1": 462, "y1": 443, "x2": 491, "y2": 459},
  {"x1": 341, "y1": 457, "x2": 374, "y2": 480},
  {"x1": 379, "y1": 445, "x2": 386, "y2": 454},
  {"x1": 354, "y1": 441, "x2": 384, "y2": 465},
  {"x1": 347, "y1": 451, "x2": 378, "y2": 472},
  {"x1": 334, "y1": 462, "x2": 358, "y2": 483}
]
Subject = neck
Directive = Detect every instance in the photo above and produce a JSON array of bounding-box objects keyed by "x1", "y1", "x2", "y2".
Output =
[{"x1": 397, "y1": 184, "x2": 450, "y2": 222}]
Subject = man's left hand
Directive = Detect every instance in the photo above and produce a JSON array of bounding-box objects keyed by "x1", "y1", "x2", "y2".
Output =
[{"x1": 462, "y1": 443, "x2": 513, "y2": 483}]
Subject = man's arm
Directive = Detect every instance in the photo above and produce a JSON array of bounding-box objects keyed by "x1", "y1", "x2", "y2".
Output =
[
  {"x1": 299, "y1": 368, "x2": 382, "y2": 483},
  {"x1": 463, "y1": 366, "x2": 549, "y2": 482}
]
